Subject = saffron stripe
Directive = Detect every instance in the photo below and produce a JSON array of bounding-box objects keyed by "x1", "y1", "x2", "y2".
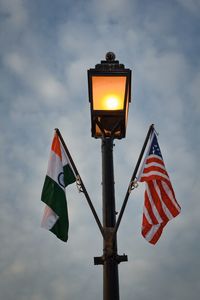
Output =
[{"x1": 51, "y1": 133, "x2": 62, "y2": 159}]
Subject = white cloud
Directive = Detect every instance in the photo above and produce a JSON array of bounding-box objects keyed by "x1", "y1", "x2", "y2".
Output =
[
  {"x1": 189, "y1": 72, "x2": 200, "y2": 113},
  {"x1": 0, "y1": 0, "x2": 200, "y2": 299},
  {"x1": 90, "y1": 0, "x2": 132, "y2": 20},
  {"x1": 35, "y1": 75, "x2": 66, "y2": 101},
  {"x1": 176, "y1": 0, "x2": 200, "y2": 15},
  {"x1": 3, "y1": 52, "x2": 27, "y2": 74},
  {"x1": 4, "y1": 52, "x2": 67, "y2": 105},
  {"x1": 0, "y1": 0, "x2": 28, "y2": 29},
  {"x1": 138, "y1": 49, "x2": 188, "y2": 96}
]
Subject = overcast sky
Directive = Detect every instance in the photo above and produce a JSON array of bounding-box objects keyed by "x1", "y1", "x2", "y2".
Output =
[{"x1": 1, "y1": 0, "x2": 200, "y2": 299}]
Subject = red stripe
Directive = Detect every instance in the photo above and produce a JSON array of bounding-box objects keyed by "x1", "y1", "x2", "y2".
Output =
[
  {"x1": 156, "y1": 181, "x2": 180, "y2": 217},
  {"x1": 167, "y1": 182, "x2": 181, "y2": 212},
  {"x1": 149, "y1": 222, "x2": 167, "y2": 245},
  {"x1": 166, "y1": 180, "x2": 180, "y2": 208},
  {"x1": 142, "y1": 165, "x2": 169, "y2": 177},
  {"x1": 141, "y1": 215, "x2": 167, "y2": 245},
  {"x1": 147, "y1": 181, "x2": 169, "y2": 223},
  {"x1": 140, "y1": 138, "x2": 181, "y2": 244},
  {"x1": 146, "y1": 156, "x2": 165, "y2": 166},
  {"x1": 144, "y1": 190, "x2": 159, "y2": 224},
  {"x1": 141, "y1": 214, "x2": 152, "y2": 237},
  {"x1": 140, "y1": 173, "x2": 169, "y2": 183}
]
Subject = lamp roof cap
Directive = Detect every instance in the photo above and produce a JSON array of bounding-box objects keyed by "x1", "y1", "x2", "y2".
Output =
[{"x1": 94, "y1": 52, "x2": 125, "y2": 71}]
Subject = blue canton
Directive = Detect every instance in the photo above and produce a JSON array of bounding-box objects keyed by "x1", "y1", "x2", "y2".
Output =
[{"x1": 148, "y1": 133, "x2": 163, "y2": 158}]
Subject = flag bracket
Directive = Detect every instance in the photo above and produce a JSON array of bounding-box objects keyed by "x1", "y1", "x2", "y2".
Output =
[
  {"x1": 75, "y1": 175, "x2": 84, "y2": 193},
  {"x1": 94, "y1": 254, "x2": 128, "y2": 265},
  {"x1": 128, "y1": 179, "x2": 139, "y2": 193},
  {"x1": 94, "y1": 227, "x2": 128, "y2": 265}
]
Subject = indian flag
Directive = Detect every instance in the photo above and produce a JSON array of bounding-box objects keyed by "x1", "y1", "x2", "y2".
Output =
[{"x1": 41, "y1": 132, "x2": 76, "y2": 242}]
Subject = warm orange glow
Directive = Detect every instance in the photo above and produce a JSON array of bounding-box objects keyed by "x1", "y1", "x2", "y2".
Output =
[
  {"x1": 92, "y1": 76, "x2": 126, "y2": 110},
  {"x1": 103, "y1": 95, "x2": 122, "y2": 110}
]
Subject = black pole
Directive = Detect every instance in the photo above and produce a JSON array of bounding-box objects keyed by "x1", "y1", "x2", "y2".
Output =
[
  {"x1": 101, "y1": 137, "x2": 119, "y2": 300},
  {"x1": 113, "y1": 124, "x2": 154, "y2": 237},
  {"x1": 55, "y1": 128, "x2": 104, "y2": 238}
]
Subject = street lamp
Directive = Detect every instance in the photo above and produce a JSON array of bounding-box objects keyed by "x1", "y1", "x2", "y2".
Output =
[
  {"x1": 88, "y1": 52, "x2": 132, "y2": 139},
  {"x1": 88, "y1": 52, "x2": 132, "y2": 300}
]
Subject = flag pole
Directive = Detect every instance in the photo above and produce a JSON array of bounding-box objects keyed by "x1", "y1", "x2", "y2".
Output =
[
  {"x1": 55, "y1": 128, "x2": 105, "y2": 238},
  {"x1": 113, "y1": 124, "x2": 154, "y2": 237}
]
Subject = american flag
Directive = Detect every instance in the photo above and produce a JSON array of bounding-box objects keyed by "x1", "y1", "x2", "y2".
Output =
[{"x1": 138, "y1": 131, "x2": 181, "y2": 244}]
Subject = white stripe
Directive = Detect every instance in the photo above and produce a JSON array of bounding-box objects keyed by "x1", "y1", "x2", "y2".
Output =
[
  {"x1": 137, "y1": 134, "x2": 160, "y2": 181},
  {"x1": 47, "y1": 150, "x2": 64, "y2": 190},
  {"x1": 161, "y1": 181, "x2": 181, "y2": 212},
  {"x1": 153, "y1": 180, "x2": 173, "y2": 220},
  {"x1": 141, "y1": 171, "x2": 169, "y2": 181},
  {"x1": 143, "y1": 205, "x2": 153, "y2": 225},
  {"x1": 41, "y1": 205, "x2": 59, "y2": 230},
  {"x1": 137, "y1": 135, "x2": 153, "y2": 181},
  {"x1": 47, "y1": 151, "x2": 63, "y2": 184},
  {"x1": 147, "y1": 154, "x2": 163, "y2": 160},
  {"x1": 144, "y1": 161, "x2": 166, "y2": 171},
  {"x1": 60, "y1": 139, "x2": 75, "y2": 177},
  {"x1": 144, "y1": 224, "x2": 161, "y2": 242},
  {"x1": 60, "y1": 141, "x2": 70, "y2": 167},
  {"x1": 146, "y1": 184, "x2": 163, "y2": 224}
]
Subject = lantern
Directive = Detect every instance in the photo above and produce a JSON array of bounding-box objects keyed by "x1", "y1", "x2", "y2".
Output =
[{"x1": 88, "y1": 52, "x2": 132, "y2": 139}]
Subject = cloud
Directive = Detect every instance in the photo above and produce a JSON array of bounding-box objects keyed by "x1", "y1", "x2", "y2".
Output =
[
  {"x1": 189, "y1": 72, "x2": 200, "y2": 113},
  {"x1": 0, "y1": 0, "x2": 200, "y2": 299},
  {"x1": 176, "y1": 0, "x2": 200, "y2": 15},
  {"x1": 0, "y1": 0, "x2": 28, "y2": 29},
  {"x1": 3, "y1": 52, "x2": 67, "y2": 106}
]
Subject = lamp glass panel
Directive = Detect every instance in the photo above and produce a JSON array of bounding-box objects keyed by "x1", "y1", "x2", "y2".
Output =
[
  {"x1": 125, "y1": 84, "x2": 130, "y2": 126},
  {"x1": 92, "y1": 76, "x2": 126, "y2": 111}
]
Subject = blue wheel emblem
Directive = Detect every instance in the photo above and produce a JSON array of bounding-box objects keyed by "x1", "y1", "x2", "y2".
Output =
[{"x1": 58, "y1": 172, "x2": 65, "y2": 188}]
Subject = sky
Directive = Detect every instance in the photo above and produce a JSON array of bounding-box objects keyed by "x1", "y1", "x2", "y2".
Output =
[{"x1": 0, "y1": 0, "x2": 200, "y2": 299}]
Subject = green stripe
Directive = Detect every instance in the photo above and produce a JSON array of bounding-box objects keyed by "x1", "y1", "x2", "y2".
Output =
[
  {"x1": 41, "y1": 176, "x2": 69, "y2": 242},
  {"x1": 63, "y1": 164, "x2": 76, "y2": 186}
]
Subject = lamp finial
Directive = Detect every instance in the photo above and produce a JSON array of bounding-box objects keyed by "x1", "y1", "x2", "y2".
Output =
[{"x1": 106, "y1": 52, "x2": 116, "y2": 62}]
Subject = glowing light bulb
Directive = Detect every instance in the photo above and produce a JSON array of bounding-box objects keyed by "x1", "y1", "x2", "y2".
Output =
[{"x1": 104, "y1": 95, "x2": 121, "y2": 110}]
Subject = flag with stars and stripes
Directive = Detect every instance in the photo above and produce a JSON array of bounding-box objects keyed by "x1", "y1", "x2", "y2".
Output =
[{"x1": 138, "y1": 130, "x2": 181, "y2": 244}]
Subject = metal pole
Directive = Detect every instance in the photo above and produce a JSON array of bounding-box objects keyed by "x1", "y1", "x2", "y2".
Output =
[
  {"x1": 113, "y1": 124, "x2": 154, "y2": 237},
  {"x1": 55, "y1": 128, "x2": 104, "y2": 237},
  {"x1": 101, "y1": 137, "x2": 120, "y2": 300}
]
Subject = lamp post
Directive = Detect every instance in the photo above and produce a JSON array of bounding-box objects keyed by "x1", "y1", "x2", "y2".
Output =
[{"x1": 88, "y1": 52, "x2": 132, "y2": 300}]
